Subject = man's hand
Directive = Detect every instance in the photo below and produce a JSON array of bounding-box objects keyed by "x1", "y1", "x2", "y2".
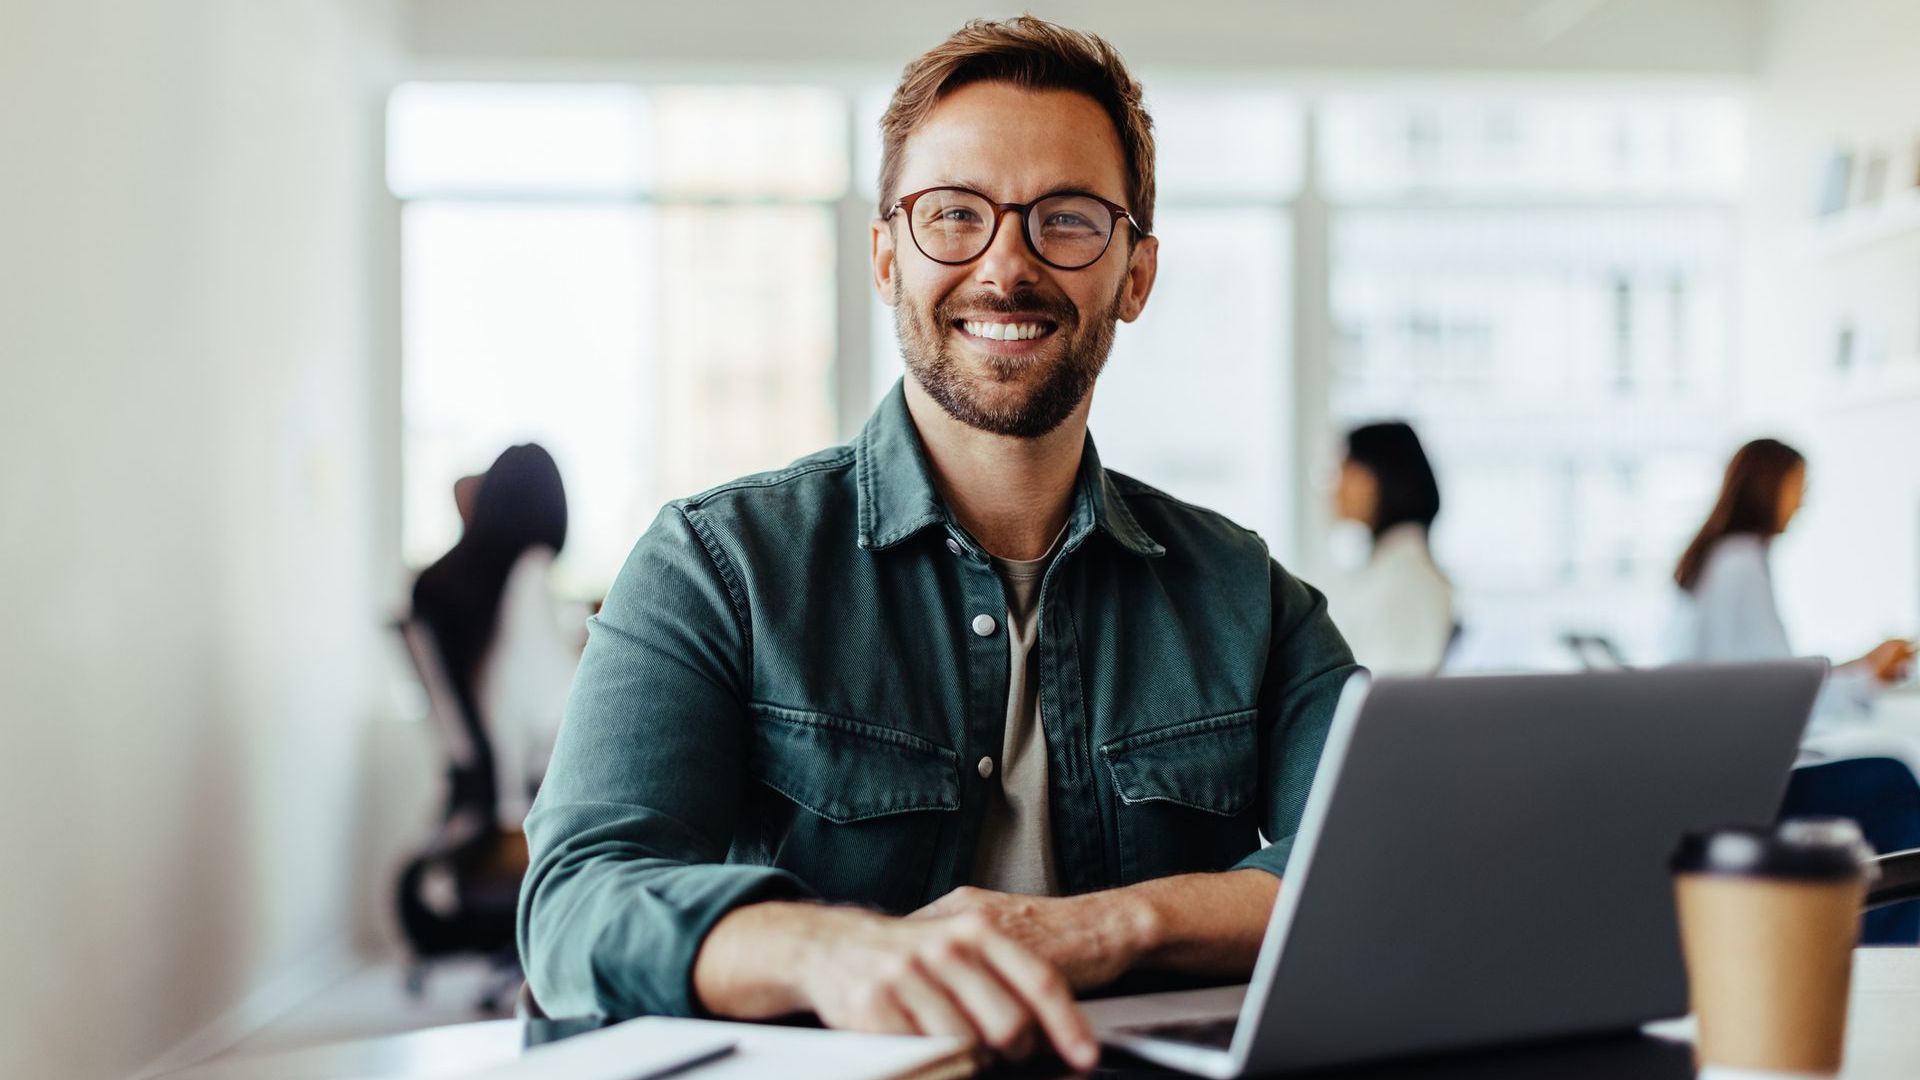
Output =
[
  {"x1": 693, "y1": 902, "x2": 1100, "y2": 1071},
  {"x1": 913, "y1": 871, "x2": 1281, "y2": 989},
  {"x1": 909, "y1": 887, "x2": 1158, "y2": 991}
]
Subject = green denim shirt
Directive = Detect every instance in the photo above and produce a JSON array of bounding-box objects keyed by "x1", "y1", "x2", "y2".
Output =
[{"x1": 518, "y1": 381, "x2": 1358, "y2": 1020}]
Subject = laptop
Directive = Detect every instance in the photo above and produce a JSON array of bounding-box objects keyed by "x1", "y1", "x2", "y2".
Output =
[{"x1": 1085, "y1": 660, "x2": 1827, "y2": 1076}]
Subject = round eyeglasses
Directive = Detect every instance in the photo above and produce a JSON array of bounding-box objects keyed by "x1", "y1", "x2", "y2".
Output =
[{"x1": 886, "y1": 186, "x2": 1144, "y2": 271}]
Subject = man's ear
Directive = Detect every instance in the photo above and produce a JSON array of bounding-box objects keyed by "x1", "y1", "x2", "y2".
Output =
[
  {"x1": 1115, "y1": 233, "x2": 1159, "y2": 323},
  {"x1": 872, "y1": 217, "x2": 898, "y2": 305}
]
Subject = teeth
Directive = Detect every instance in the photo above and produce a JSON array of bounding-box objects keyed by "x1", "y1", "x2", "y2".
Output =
[{"x1": 962, "y1": 320, "x2": 1049, "y2": 341}]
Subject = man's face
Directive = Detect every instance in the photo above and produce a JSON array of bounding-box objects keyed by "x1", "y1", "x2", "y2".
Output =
[{"x1": 873, "y1": 82, "x2": 1158, "y2": 439}]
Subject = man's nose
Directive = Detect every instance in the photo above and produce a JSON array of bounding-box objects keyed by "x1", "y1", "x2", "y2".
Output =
[{"x1": 972, "y1": 206, "x2": 1043, "y2": 292}]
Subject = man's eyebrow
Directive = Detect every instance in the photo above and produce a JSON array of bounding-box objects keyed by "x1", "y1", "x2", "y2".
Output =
[{"x1": 935, "y1": 178, "x2": 1120, "y2": 200}]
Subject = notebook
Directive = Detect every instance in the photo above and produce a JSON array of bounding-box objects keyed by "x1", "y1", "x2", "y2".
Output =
[{"x1": 456, "y1": 1016, "x2": 981, "y2": 1080}]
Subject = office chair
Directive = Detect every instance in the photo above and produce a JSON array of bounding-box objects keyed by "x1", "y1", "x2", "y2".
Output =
[
  {"x1": 391, "y1": 615, "x2": 529, "y2": 1013},
  {"x1": 1867, "y1": 848, "x2": 1920, "y2": 913},
  {"x1": 1561, "y1": 632, "x2": 1629, "y2": 670},
  {"x1": 1783, "y1": 756, "x2": 1920, "y2": 944}
]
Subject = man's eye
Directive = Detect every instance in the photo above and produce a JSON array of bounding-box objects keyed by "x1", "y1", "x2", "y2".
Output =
[
  {"x1": 1045, "y1": 213, "x2": 1095, "y2": 230},
  {"x1": 938, "y1": 208, "x2": 982, "y2": 224}
]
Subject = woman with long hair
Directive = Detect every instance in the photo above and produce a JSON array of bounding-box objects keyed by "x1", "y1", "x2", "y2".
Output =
[
  {"x1": 1668, "y1": 437, "x2": 1912, "y2": 689},
  {"x1": 1671, "y1": 439, "x2": 1920, "y2": 943},
  {"x1": 1327, "y1": 421, "x2": 1455, "y2": 675}
]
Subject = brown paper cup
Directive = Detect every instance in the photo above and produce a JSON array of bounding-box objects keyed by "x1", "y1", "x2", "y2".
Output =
[
  {"x1": 1672, "y1": 824, "x2": 1870, "y2": 1076},
  {"x1": 1675, "y1": 873, "x2": 1863, "y2": 1072}
]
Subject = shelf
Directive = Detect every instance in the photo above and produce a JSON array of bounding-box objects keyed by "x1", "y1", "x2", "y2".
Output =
[{"x1": 1810, "y1": 190, "x2": 1920, "y2": 260}]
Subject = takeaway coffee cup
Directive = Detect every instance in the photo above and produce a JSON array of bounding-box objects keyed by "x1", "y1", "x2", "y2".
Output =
[{"x1": 1670, "y1": 819, "x2": 1878, "y2": 1075}]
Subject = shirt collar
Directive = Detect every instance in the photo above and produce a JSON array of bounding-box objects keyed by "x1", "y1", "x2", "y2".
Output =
[{"x1": 854, "y1": 378, "x2": 1165, "y2": 559}]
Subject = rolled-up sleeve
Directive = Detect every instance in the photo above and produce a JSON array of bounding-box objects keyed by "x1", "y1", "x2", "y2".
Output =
[
  {"x1": 1233, "y1": 559, "x2": 1360, "y2": 879},
  {"x1": 517, "y1": 504, "x2": 813, "y2": 1019}
]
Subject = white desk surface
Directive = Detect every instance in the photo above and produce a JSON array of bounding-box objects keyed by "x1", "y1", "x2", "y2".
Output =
[
  {"x1": 162, "y1": 948, "x2": 1920, "y2": 1080},
  {"x1": 1800, "y1": 686, "x2": 1920, "y2": 776}
]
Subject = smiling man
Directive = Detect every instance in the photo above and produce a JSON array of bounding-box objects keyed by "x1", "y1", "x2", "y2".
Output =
[{"x1": 519, "y1": 18, "x2": 1356, "y2": 1069}]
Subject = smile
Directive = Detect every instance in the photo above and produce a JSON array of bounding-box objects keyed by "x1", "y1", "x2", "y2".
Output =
[{"x1": 955, "y1": 319, "x2": 1057, "y2": 342}]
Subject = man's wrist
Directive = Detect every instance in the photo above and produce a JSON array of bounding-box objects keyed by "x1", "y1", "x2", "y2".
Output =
[
  {"x1": 694, "y1": 900, "x2": 828, "y2": 1019},
  {"x1": 1084, "y1": 885, "x2": 1169, "y2": 968}
]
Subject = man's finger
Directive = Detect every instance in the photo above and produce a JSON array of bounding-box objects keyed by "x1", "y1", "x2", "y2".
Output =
[
  {"x1": 974, "y1": 931, "x2": 1099, "y2": 1070},
  {"x1": 889, "y1": 965, "x2": 980, "y2": 1041},
  {"x1": 840, "y1": 981, "x2": 917, "y2": 1036},
  {"x1": 924, "y1": 942, "x2": 1034, "y2": 1052}
]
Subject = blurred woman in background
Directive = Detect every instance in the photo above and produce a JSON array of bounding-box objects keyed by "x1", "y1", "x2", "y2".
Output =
[
  {"x1": 1328, "y1": 421, "x2": 1455, "y2": 675},
  {"x1": 1667, "y1": 437, "x2": 1912, "y2": 694},
  {"x1": 1669, "y1": 437, "x2": 1920, "y2": 943}
]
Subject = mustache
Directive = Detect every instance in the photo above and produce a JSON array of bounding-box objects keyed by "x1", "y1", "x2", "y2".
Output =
[{"x1": 936, "y1": 289, "x2": 1078, "y2": 327}]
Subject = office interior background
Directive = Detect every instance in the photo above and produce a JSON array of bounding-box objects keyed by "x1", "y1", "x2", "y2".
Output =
[{"x1": 4, "y1": 0, "x2": 1920, "y2": 1076}]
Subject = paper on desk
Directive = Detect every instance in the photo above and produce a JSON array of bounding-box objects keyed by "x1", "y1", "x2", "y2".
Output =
[
  {"x1": 450, "y1": 1017, "x2": 732, "y2": 1080},
  {"x1": 454, "y1": 1016, "x2": 980, "y2": 1080}
]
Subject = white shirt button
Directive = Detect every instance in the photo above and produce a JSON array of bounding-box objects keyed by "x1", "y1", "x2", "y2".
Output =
[
  {"x1": 971, "y1": 613, "x2": 997, "y2": 637},
  {"x1": 977, "y1": 756, "x2": 995, "y2": 779},
  {"x1": 946, "y1": 537, "x2": 963, "y2": 556}
]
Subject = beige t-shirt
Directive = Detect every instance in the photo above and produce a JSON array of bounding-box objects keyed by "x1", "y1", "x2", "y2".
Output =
[{"x1": 969, "y1": 540, "x2": 1063, "y2": 896}]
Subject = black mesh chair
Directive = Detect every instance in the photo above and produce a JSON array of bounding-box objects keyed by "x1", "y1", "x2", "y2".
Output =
[
  {"x1": 1783, "y1": 756, "x2": 1920, "y2": 944},
  {"x1": 1867, "y1": 847, "x2": 1920, "y2": 914},
  {"x1": 391, "y1": 615, "x2": 527, "y2": 1013}
]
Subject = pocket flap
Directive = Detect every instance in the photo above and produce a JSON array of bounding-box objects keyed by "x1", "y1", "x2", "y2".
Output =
[
  {"x1": 750, "y1": 704, "x2": 961, "y2": 824},
  {"x1": 1099, "y1": 709, "x2": 1259, "y2": 816}
]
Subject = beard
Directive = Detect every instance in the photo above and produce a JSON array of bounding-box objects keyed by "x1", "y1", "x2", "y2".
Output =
[{"x1": 892, "y1": 276, "x2": 1123, "y2": 439}]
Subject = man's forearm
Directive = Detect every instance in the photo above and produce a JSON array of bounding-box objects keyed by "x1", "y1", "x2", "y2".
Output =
[
  {"x1": 1097, "y1": 869, "x2": 1281, "y2": 978},
  {"x1": 692, "y1": 901, "x2": 830, "y2": 1018}
]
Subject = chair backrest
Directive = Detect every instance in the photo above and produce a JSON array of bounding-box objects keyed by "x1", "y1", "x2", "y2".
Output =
[
  {"x1": 1866, "y1": 848, "x2": 1920, "y2": 911},
  {"x1": 393, "y1": 615, "x2": 480, "y2": 770},
  {"x1": 1562, "y1": 632, "x2": 1629, "y2": 670}
]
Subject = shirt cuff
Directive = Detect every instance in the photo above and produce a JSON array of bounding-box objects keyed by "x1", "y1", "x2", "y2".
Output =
[
  {"x1": 587, "y1": 863, "x2": 816, "y2": 1019},
  {"x1": 1233, "y1": 836, "x2": 1296, "y2": 879}
]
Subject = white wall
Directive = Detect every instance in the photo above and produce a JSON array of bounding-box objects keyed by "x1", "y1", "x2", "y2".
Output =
[
  {"x1": 401, "y1": 0, "x2": 1764, "y2": 77},
  {"x1": 1741, "y1": 0, "x2": 1920, "y2": 658},
  {"x1": 0, "y1": 2, "x2": 401, "y2": 1076}
]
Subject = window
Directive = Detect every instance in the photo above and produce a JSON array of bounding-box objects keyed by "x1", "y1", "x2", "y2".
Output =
[
  {"x1": 390, "y1": 78, "x2": 1749, "y2": 661},
  {"x1": 1322, "y1": 90, "x2": 1746, "y2": 664},
  {"x1": 392, "y1": 83, "x2": 843, "y2": 595}
]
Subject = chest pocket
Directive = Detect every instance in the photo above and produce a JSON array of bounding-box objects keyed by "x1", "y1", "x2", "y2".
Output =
[
  {"x1": 745, "y1": 704, "x2": 960, "y2": 910},
  {"x1": 1100, "y1": 709, "x2": 1261, "y2": 884}
]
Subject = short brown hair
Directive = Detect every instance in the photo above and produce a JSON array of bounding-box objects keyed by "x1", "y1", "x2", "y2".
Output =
[{"x1": 877, "y1": 16, "x2": 1156, "y2": 236}]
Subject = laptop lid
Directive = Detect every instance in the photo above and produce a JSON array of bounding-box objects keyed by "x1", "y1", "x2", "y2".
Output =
[{"x1": 1234, "y1": 660, "x2": 1825, "y2": 1073}]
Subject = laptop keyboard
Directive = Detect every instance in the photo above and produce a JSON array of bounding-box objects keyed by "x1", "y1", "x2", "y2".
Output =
[{"x1": 1118, "y1": 1015, "x2": 1239, "y2": 1050}]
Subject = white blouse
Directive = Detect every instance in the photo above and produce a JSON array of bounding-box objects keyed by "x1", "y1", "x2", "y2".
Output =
[
  {"x1": 1665, "y1": 535, "x2": 1791, "y2": 663},
  {"x1": 1326, "y1": 523, "x2": 1456, "y2": 677},
  {"x1": 1664, "y1": 535, "x2": 1873, "y2": 725}
]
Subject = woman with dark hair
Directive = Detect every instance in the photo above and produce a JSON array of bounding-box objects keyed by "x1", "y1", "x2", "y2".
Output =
[
  {"x1": 412, "y1": 442, "x2": 582, "y2": 827},
  {"x1": 1666, "y1": 437, "x2": 1911, "y2": 691},
  {"x1": 1328, "y1": 421, "x2": 1455, "y2": 675},
  {"x1": 1669, "y1": 439, "x2": 1920, "y2": 943}
]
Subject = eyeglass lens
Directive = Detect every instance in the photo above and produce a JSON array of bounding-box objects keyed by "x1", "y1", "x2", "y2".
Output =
[{"x1": 908, "y1": 189, "x2": 1116, "y2": 269}]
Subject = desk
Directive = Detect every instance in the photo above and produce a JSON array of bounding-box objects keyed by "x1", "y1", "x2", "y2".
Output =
[
  {"x1": 1801, "y1": 687, "x2": 1920, "y2": 777},
  {"x1": 162, "y1": 948, "x2": 1920, "y2": 1080}
]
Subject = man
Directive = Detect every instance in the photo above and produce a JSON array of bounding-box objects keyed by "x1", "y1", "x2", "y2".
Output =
[{"x1": 519, "y1": 17, "x2": 1356, "y2": 1069}]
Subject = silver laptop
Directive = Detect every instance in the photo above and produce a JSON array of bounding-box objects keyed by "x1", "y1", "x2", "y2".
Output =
[{"x1": 1085, "y1": 660, "x2": 1827, "y2": 1076}]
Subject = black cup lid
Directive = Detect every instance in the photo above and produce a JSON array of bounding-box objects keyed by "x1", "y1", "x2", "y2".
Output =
[{"x1": 1671, "y1": 819, "x2": 1878, "y2": 882}]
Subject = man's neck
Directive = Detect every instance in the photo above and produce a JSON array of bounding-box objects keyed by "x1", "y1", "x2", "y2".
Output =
[{"x1": 903, "y1": 376, "x2": 1089, "y2": 562}]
